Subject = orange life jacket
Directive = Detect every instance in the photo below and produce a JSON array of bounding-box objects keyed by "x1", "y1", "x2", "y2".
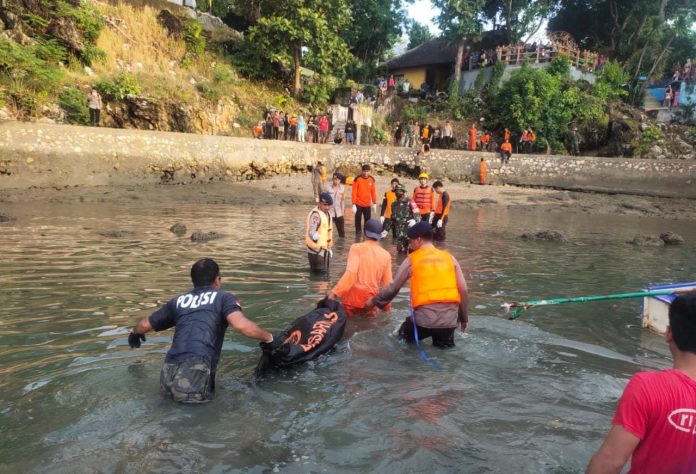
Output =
[
  {"x1": 413, "y1": 186, "x2": 434, "y2": 213},
  {"x1": 501, "y1": 142, "x2": 512, "y2": 153},
  {"x1": 409, "y1": 246, "x2": 461, "y2": 308},
  {"x1": 435, "y1": 191, "x2": 451, "y2": 216},
  {"x1": 482, "y1": 134, "x2": 490, "y2": 143},
  {"x1": 529, "y1": 131, "x2": 536, "y2": 142},
  {"x1": 384, "y1": 190, "x2": 397, "y2": 219},
  {"x1": 480, "y1": 161, "x2": 487, "y2": 185}
]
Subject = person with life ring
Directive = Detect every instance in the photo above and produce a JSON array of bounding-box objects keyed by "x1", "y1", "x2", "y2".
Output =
[
  {"x1": 306, "y1": 192, "x2": 334, "y2": 274},
  {"x1": 326, "y1": 219, "x2": 392, "y2": 318},
  {"x1": 366, "y1": 222, "x2": 469, "y2": 348},
  {"x1": 432, "y1": 180, "x2": 451, "y2": 241},
  {"x1": 127, "y1": 258, "x2": 279, "y2": 403},
  {"x1": 384, "y1": 184, "x2": 420, "y2": 253},
  {"x1": 380, "y1": 178, "x2": 400, "y2": 239},
  {"x1": 413, "y1": 172, "x2": 435, "y2": 224}
]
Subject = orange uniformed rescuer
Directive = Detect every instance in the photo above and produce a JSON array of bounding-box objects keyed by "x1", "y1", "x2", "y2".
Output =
[
  {"x1": 468, "y1": 123, "x2": 478, "y2": 151},
  {"x1": 413, "y1": 172, "x2": 435, "y2": 224},
  {"x1": 327, "y1": 219, "x2": 392, "y2": 317},
  {"x1": 351, "y1": 164, "x2": 378, "y2": 233},
  {"x1": 479, "y1": 157, "x2": 487, "y2": 185},
  {"x1": 366, "y1": 222, "x2": 469, "y2": 348}
]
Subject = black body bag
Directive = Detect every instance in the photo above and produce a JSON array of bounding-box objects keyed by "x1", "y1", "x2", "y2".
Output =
[{"x1": 255, "y1": 299, "x2": 347, "y2": 379}]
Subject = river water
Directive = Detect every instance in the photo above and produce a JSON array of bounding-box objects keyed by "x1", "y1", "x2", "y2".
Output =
[{"x1": 1, "y1": 196, "x2": 695, "y2": 473}]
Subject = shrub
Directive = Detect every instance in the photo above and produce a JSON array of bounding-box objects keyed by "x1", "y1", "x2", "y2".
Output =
[
  {"x1": 594, "y1": 60, "x2": 629, "y2": 102},
  {"x1": 34, "y1": 38, "x2": 68, "y2": 64},
  {"x1": 212, "y1": 64, "x2": 237, "y2": 85},
  {"x1": 401, "y1": 104, "x2": 428, "y2": 123},
  {"x1": 183, "y1": 19, "x2": 206, "y2": 55},
  {"x1": 547, "y1": 56, "x2": 571, "y2": 78},
  {"x1": 58, "y1": 85, "x2": 90, "y2": 124},
  {"x1": 97, "y1": 74, "x2": 140, "y2": 101},
  {"x1": 372, "y1": 127, "x2": 388, "y2": 145},
  {"x1": 631, "y1": 125, "x2": 663, "y2": 157}
]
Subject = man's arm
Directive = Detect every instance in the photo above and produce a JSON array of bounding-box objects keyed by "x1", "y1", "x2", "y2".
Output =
[
  {"x1": 585, "y1": 425, "x2": 640, "y2": 474},
  {"x1": 351, "y1": 178, "x2": 358, "y2": 205},
  {"x1": 370, "y1": 177, "x2": 377, "y2": 205},
  {"x1": 226, "y1": 311, "x2": 273, "y2": 343},
  {"x1": 367, "y1": 258, "x2": 410, "y2": 309},
  {"x1": 132, "y1": 316, "x2": 153, "y2": 335},
  {"x1": 440, "y1": 192, "x2": 451, "y2": 218},
  {"x1": 453, "y1": 258, "x2": 469, "y2": 331},
  {"x1": 380, "y1": 194, "x2": 388, "y2": 216}
]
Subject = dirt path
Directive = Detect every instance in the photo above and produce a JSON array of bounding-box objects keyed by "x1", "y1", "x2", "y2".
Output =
[{"x1": 1, "y1": 174, "x2": 695, "y2": 222}]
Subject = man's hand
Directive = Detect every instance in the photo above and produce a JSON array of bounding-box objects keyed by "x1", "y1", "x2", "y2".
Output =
[
  {"x1": 327, "y1": 249, "x2": 333, "y2": 258},
  {"x1": 407, "y1": 219, "x2": 416, "y2": 228},
  {"x1": 428, "y1": 212, "x2": 435, "y2": 224},
  {"x1": 459, "y1": 320, "x2": 468, "y2": 333},
  {"x1": 380, "y1": 216, "x2": 385, "y2": 224},
  {"x1": 128, "y1": 332, "x2": 146, "y2": 348},
  {"x1": 380, "y1": 230, "x2": 388, "y2": 239},
  {"x1": 436, "y1": 219, "x2": 443, "y2": 228},
  {"x1": 352, "y1": 204, "x2": 357, "y2": 214},
  {"x1": 372, "y1": 204, "x2": 377, "y2": 212},
  {"x1": 259, "y1": 336, "x2": 283, "y2": 354}
]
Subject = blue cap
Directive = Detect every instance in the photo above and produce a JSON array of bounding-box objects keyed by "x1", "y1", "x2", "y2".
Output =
[
  {"x1": 364, "y1": 219, "x2": 383, "y2": 240},
  {"x1": 407, "y1": 221, "x2": 433, "y2": 239},
  {"x1": 319, "y1": 192, "x2": 333, "y2": 205}
]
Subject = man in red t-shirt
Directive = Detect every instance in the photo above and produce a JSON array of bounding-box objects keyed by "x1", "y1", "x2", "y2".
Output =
[{"x1": 586, "y1": 294, "x2": 696, "y2": 473}]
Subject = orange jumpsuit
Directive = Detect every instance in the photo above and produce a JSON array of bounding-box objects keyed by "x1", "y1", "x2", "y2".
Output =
[
  {"x1": 331, "y1": 240, "x2": 392, "y2": 317},
  {"x1": 468, "y1": 127, "x2": 477, "y2": 151},
  {"x1": 479, "y1": 160, "x2": 487, "y2": 185}
]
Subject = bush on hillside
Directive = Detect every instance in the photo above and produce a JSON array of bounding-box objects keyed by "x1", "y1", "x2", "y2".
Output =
[
  {"x1": 97, "y1": 74, "x2": 140, "y2": 101},
  {"x1": 58, "y1": 85, "x2": 90, "y2": 125},
  {"x1": 631, "y1": 125, "x2": 663, "y2": 157},
  {"x1": 401, "y1": 104, "x2": 428, "y2": 123},
  {"x1": 184, "y1": 19, "x2": 206, "y2": 55}
]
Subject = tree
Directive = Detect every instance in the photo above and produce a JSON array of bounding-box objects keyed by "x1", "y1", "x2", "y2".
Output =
[
  {"x1": 407, "y1": 21, "x2": 434, "y2": 50},
  {"x1": 341, "y1": 0, "x2": 406, "y2": 63},
  {"x1": 248, "y1": 0, "x2": 353, "y2": 96},
  {"x1": 481, "y1": 0, "x2": 555, "y2": 44},
  {"x1": 432, "y1": 0, "x2": 487, "y2": 90}
]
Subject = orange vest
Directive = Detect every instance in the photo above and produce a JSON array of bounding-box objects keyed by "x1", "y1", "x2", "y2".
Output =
[
  {"x1": 409, "y1": 246, "x2": 461, "y2": 308},
  {"x1": 435, "y1": 191, "x2": 451, "y2": 216},
  {"x1": 480, "y1": 160, "x2": 487, "y2": 185},
  {"x1": 501, "y1": 142, "x2": 512, "y2": 153},
  {"x1": 384, "y1": 190, "x2": 397, "y2": 219},
  {"x1": 529, "y1": 131, "x2": 536, "y2": 142},
  {"x1": 413, "y1": 186, "x2": 434, "y2": 213},
  {"x1": 482, "y1": 134, "x2": 490, "y2": 143}
]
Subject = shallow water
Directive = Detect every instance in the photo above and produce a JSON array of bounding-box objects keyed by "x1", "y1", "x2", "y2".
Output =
[{"x1": 1, "y1": 194, "x2": 696, "y2": 472}]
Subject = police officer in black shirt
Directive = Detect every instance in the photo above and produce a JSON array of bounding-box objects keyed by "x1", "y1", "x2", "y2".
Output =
[{"x1": 128, "y1": 258, "x2": 281, "y2": 403}]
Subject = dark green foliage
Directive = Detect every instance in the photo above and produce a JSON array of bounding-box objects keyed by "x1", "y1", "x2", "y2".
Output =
[
  {"x1": 97, "y1": 74, "x2": 140, "y2": 101},
  {"x1": 196, "y1": 64, "x2": 238, "y2": 102},
  {"x1": 407, "y1": 21, "x2": 433, "y2": 50},
  {"x1": 58, "y1": 85, "x2": 90, "y2": 124},
  {"x1": 631, "y1": 125, "x2": 663, "y2": 157},
  {"x1": 401, "y1": 104, "x2": 429, "y2": 123},
  {"x1": 34, "y1": 38, "x2": 68, "y2": 64},
  {"x1": 546, "y1": 56, "x2": 571, "y2": 78},
  {"x1": 55, "y1": 0, "x2": 104, "y2": 45},
  {"x1": 228, "y1": 41, "x2": 276, "y2": 80}
]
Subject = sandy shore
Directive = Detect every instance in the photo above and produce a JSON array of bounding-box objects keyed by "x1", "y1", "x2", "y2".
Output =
[{"x1": 1, "y1": 174, "x2": 695, "y2": 222}]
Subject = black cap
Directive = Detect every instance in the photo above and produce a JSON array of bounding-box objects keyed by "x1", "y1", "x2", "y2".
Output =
[
  {"x1": 407, "y1": 221, "x2": 433, "y2": 240},
  {"x1": 361, "y1": 164, "x2": 371, "y2": 171},
  {"x1": 333, "y1": 172, "x2": 343, "y2": 180},
  {"x1": 319, "y1": 192, "x2": 333, "y2": 205},
  {"x1": 364, "y1": 219, "x2": 383, "y2": 240}
]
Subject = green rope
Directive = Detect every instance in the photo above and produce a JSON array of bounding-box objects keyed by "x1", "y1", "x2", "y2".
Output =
[{"x1": 506, "y1": 289, "x2": 685, "y2": 320}]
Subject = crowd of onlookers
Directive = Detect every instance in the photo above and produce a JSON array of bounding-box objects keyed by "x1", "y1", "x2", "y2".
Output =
[
  {"x1": 253, "y1": 111, "x2": 332, "y2": 143},
  {"x1": 673, "y1": 59, "x2": 695, "y2": 82}
]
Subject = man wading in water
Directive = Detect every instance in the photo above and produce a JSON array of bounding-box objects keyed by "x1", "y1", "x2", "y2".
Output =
[
  {"x1": 128, "y1": 258, "x2": 280, "y2": 403},
  {"x1": 586, "y1": 293, "x2": 696, "y2": 473}
]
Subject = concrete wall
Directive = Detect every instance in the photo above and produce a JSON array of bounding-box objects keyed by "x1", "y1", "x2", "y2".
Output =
[{"x1": 2, "y1": 121, "x2": 695, "y2": 198}]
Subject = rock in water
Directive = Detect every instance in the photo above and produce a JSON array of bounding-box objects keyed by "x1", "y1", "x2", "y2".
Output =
[
  {"x1": 520, "y1": 230, "x2": 566, "y2": 242},
  {"x1": 99, "y1": 230, "x2": 135, "y2": 238},
  {"x1": 628, "y1": 235, "x2": 664, "y2": 246},
  {"x1": 191, "y1": 231, "x2": 224, "y2": 242},
  {"x1": 479, "y1": 198, "x2": 498, "y2": 204},
  {"x1": 169, "y1": 223, "x2": 187, "y2": 236},
  {"x1": 0, "y1": 214, "x2": 17, "y2": 222},
  {"x1": 660, "y1": 232, "x2": 684, "y2": 245}
]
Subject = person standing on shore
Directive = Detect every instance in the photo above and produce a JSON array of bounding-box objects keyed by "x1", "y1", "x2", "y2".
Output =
[
  {"x1": 479, "y1": 157, "x2": 487, "y2": 185},
  {"x1": 570, "y1": 127, "x2": 581, "y2": 156},
  {"x1": 327, "y1": 173, "x2": 346, "y2": 238},
  {"x1": 468, "y1": 123, "x2": 478, "y2": 151},
  {"x1": 306, "y1": 192, "x2": 334, "y2": 273},
  {"x1": 432, "y1": 180, "x2": 451, "y2": 241},
  {"x1": 500, "y1": 139, "x2": 512, "y2": 164},
  {"x1": 366, "y1": 222, "x2": 469, "y2": 348},
  {"x1": 586, "y1": 294, "x2": 696, "y2": 473},
  {"x1": 413, "y1": 172, "x2": 435, "y2": 224},
  {"x1": 442, "y1": 120, "x2": 453, "y2": 149},
  {"x1": 351, "y1": 164, "x2": 377, "y2": 234},
  {"x1": 311, "y1": 161, "x2": 326, "y2": 202},
  {"x1": 319, "y1": 115, "x2": 329, "y2": 144},
  {"x1": 87, "y1": 87, "x2": 102, "y2": 127},
  {"x1": 327, "y1": 219, "x2": 392, "y2": 317},
  {"x1": 127, "y1": 258, "x2": 279, "y2": 403}
]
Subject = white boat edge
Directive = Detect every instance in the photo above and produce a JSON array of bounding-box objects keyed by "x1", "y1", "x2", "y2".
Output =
[{"x1": 642, "y1": 282, "x2": 696, "y2": 334}]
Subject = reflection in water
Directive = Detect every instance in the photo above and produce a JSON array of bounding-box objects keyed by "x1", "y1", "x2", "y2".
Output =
[{"x1": 0, "y1": 200, "x2": 695, "y2": 472}]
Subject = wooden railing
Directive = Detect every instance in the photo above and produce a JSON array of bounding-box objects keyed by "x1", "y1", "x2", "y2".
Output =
[{"x1": 496, "y1": 44, "x2": 599, "y2": 72}]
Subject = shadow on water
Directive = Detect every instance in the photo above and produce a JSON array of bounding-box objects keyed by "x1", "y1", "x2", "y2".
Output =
[{"x1": 1, "y1": 200, "x2": 695, "y2": 471}]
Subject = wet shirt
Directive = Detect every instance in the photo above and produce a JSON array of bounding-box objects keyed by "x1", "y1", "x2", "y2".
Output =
[
  {"x1": 331, "y1": 240, "x2": 392, "y2": 310},
  {"x1": 148, "y1": 286, "x2": 241, "y2": 372},
  {"x1": 327, "y1": 184, "x2": 345, "y2": 218},
  {"x1": 613, "y1": 369, "x2": 696, "y2": 473}
]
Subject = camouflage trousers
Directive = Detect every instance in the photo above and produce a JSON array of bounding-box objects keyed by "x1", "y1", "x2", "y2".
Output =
[{"x1": 160, "y1": 358, "x2": 214, "y2": 404}]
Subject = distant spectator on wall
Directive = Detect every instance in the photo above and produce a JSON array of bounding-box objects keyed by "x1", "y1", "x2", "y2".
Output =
[
  {"x1": 318, "y1": 115, "x2": 329, "y2": 144},
  {"x1": 664, "y1": 85, "x2": 673, "y2": 108},
  {"x1": 87, "y1": 87, "x2": 102, "y2": 127}
]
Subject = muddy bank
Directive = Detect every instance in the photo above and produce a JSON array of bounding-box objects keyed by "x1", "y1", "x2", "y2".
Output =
[{"x1": 2, "y1": 175, "x2": 696, "y2": 223}]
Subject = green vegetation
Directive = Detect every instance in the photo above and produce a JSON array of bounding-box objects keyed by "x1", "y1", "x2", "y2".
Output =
[
  {"x1": 183, "y1": 19, "x2": 206, "y2": 55},
  {"x1": 632, "y1": 125, "x2": 664, "y2": 157},
  {"x1": 407, "y1": 21, "x2": 434, "y2": 50},
  {"x1": 97, "y1": 74, "x2": 141, "y2": 101},
  {"x1": 58, "y1": 85, "x2": 90, "y2": 125}
]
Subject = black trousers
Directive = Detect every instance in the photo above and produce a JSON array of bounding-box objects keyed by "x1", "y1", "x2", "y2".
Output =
[
  {"x1": 308, "y1": 252, "x2": 329, "y2": 273},
  {"x1": 332, "y1": 216, "x2": 345, "y2": 238},
  {"x1": 354, "y1": 205, "x2": 371, "y2": 233},
  {"x1": 433, "y1": 215, "x2": 448, "y2": 241},
  {"x1": 398, "y1": 317, "x2": 456, "y2": 348},
  {"x1": 89, "y1": 108, "x2": 100, "y2": 126}
]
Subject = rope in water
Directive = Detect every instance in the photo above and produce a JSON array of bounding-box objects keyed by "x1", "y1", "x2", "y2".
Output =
[{"x1": 410, "y1": 304, "x2": 439, "y2": 369}]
